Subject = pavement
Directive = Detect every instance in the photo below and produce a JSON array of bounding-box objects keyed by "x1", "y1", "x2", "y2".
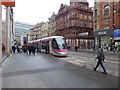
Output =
[
  {"x1": 2, "y1": 52, "x2": 118, "y2": 88},
  {"x1": 2, "y1": 53, "x2": 9, "y2": 63}
]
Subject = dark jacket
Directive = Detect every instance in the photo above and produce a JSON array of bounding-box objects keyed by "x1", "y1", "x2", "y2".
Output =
[{"x1": 96, "y1": 48, "x2": 105, "y2": 61}]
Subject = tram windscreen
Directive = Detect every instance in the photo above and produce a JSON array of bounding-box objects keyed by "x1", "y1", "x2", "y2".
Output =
[{"x1": 52, "y1": 38, "x2": 67, "y2": 49}]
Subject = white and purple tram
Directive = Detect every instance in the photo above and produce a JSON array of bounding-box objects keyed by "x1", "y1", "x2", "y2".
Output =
[{"x1": 28, "y1": 36, "x2": 68, "y2": 56}]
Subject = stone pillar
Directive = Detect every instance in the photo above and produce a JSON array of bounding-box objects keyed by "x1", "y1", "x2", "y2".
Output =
[
  {"x1": 6, "y1": 6, "x2": 11, "y2": 55},
  {"x1": 0, "y1": 5, "x2": 2, "y2": 65},
  {"x1": 0, "y1": 4, "x2": 2, "y2": 90}
]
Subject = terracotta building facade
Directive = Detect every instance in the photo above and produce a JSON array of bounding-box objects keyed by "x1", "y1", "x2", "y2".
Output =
[
  {"x1": 94, "y1": 0, "x2": 120, "y2": 50},
  {"x1": 55, "y1": 0, "x2": 94, "y2": 49}
]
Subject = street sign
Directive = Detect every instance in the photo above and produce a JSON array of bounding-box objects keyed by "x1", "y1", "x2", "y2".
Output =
[{"x1": 1, "y1": 0, "x2": 15, "y2": 7}]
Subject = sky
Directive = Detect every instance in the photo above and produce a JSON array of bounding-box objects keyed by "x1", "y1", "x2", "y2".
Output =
[{"x1": 2, "y1": 0, "x2": 94, "y2": 25}]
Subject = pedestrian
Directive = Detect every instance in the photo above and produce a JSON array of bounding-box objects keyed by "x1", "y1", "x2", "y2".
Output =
[
  {"x1": 93, "y1": 46, "x2": 107, "y2": 74},
  {"x1": 75, "y1": 45, "x2": 78, "y2": 52},
  {"x1": 2, "y1": 43, "x2": 5, "y2": 53},
  {"x1": 16, "y1": 46, "x2": 21, "y2": 53},
  {"x1": 28, "y1": 45, "x2": 32, "y2": 55},
  {"x1": 12, "y1": 45, "x2": 16, "y2": 53},
  {"x1": 31, "y1": 45, "x2": 36, "y2": 55},
  {"x1": 23, "y1": 44, "x2": 27, "y2": 53}
]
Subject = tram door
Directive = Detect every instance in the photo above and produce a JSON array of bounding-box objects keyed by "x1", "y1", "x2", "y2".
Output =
[{"x1": 45, "y1": 41, "x2": 49, "y2": 54}]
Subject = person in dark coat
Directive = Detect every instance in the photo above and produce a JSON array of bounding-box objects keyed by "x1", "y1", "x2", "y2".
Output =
[
  {"x1": 31, "y1": 45, "x2": 36, "y2": 55},
  {"x1": 16, "y1": 46, "x2": 20, "y2": 53},
  {"x1": 93, "y1": 46, "x2": 107, "y2": 74},
  {"x1": 28, "y1": 45, "x2": 32, "y2": 55},
  {"x1": 12, "y1": 45, "x2": 16, "y2": 53},
  {"x1": 75, "y1": 46, "x2": 78, "y2": 52}
]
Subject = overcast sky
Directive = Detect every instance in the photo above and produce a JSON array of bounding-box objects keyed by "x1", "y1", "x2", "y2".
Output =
[{"x1": 2, "y1": 0, "x2": 94, "y2": 25}]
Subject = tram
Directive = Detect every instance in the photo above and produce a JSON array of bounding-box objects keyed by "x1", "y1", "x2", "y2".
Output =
[{"x1": 28, "y1": 36, "x2": 68, "y2": 56}]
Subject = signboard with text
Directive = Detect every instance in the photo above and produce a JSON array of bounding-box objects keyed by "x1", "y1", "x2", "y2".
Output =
[
  {"x1": 114, "y1": 29, "x2": 120, "y2": 40},
  {"x1": 1, "y1": 0, "x2": 15, "y2": 7}
]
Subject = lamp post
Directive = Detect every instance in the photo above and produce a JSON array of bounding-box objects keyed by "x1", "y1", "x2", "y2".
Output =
[{"x1": 111, "y1": 0, "x2": 115, "y2": 51}]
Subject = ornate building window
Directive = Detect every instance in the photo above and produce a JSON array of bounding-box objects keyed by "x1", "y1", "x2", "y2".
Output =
[
  {"x1": 95, "y1": 21, "x2": 97, "y2": 30},
  {"x1": 80, "y1": 21, "x2": 83, "y2": 27},
  {"x1": 89, "y1": 15, "x2": 92, "y2": 20},
  {"x1": 80, "y1": 3, "x2": 83, "y2": 8},
  {"x1": 72, "y1": 20, "x2": 74, "y2": 26},
  {"x1": 84, "y1": 15, "x2": 87, "y2": 20},
  {"x1": 72, "y1": 10, "x2": 74, "y2": 17},
  {"x1": 71, "y1": 2, "x2": 75, "y2": 7},
  {"x1": 104, "y1": 18, "x2": 109, "y2": 28},
  {"x1": 89, "y1": 23, "x2": 92, "y2": 28},
  {"x1": 95, "y1": 9, "x2": 97, "y2": 17},
  {"x1": 84, "y1": 22, "x2": 87, "y2": 27},
  {"x1": 104, "y1": 5, "x2": 109, "y2": 15},
  {"x1": 80, "y1": 14, "x2": 83, "y2": 19}
]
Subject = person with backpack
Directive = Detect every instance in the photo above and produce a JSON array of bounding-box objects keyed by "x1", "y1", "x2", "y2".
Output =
[{"x1": 93, "y1": 46, "x2": 107, "y2": 74}]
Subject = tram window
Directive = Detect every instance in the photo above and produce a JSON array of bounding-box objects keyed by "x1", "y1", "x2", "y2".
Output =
[
  {"x1": 42, "y1": 42, "x2": 45, "y2": 49},
  {"x1": 52, "y1": 39, "x2": 59, "y2": 49},
  {"x1": 56, "y1": 38, "x2": 67, "y2": 49}
]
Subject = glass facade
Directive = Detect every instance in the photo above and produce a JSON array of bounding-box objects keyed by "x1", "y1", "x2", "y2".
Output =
[{"x1": 14, "y1": 22, "x2": 33, "y2": 37}]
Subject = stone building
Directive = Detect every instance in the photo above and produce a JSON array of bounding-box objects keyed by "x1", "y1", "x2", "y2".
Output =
[
  {"x1": 48, "y1": 12, "x2": 56, "y2": 37},
  {"x1": 30, "y1": 22, "x2": 49, "y2": 40}
]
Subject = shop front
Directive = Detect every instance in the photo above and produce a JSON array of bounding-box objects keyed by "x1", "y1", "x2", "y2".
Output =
[
  {"x1": 114, "y1": 29, "x2": 120, "y2": 50},
  {"x1": 94, "y1": 28, "x2": 114, "y2": 51}
]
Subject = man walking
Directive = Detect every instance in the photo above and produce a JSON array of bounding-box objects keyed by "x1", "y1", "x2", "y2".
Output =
[
  {"x1": 28, "y1": 45, "x2": 32, "y2": 55},
  {"x1": 93, "y1": 46, "x2": 107, "y2": 74}
]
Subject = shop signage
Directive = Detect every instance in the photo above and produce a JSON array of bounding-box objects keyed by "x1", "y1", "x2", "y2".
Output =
[
  {"x1": 79, "y1": 32, "x2": 89, "y2": 36},
  {"x1": 1, "y1": 0, "x2": 15, "y2": 7},
  {"x1": 98, "y1": 31, "x2": 107, "y2": 35},
  {"x1": 114, "y1": 29, "x2": 120, "y2": 40}
]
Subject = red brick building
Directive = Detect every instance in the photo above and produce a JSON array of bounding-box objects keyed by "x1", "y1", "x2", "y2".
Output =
[
  {"x1": 94, "y1": 1, "x2": 120, "y2": 50},
  {"x1": 55, "y1": 0, "x2": 94, "y2": 49}
]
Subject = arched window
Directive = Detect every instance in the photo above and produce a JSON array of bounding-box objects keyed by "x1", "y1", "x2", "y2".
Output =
[{"x1": 104, "y1": 5, "x2": 109, "y2": 15}]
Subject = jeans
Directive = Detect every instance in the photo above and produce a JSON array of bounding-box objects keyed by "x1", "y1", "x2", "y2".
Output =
[{"x1": 95, "y1": 60, "x2": 107, "y2": 73}]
